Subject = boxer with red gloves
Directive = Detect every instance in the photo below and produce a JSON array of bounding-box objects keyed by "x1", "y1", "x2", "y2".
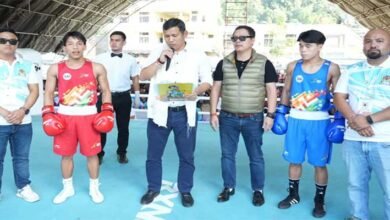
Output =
[{"x1": 43, "y1": 31, "x2": 112, "y2": 204}]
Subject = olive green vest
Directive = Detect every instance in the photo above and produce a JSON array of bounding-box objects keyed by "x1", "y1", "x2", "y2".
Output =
[{"x1": 221, "y1": 50, "x2": 266, "y2": 113}]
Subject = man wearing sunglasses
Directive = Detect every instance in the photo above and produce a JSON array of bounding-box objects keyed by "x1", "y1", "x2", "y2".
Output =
[
  {"x1": 210, "y1": 25, "x2": 278, "y2": 206},
  {"x1": 0, "y1": 28, "x2": 40, "y2": 202}
]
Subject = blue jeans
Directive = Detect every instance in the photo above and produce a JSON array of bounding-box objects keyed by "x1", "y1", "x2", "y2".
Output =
[
  {"x1": 342, "y1": 140, "x2": 390, "y2": 220},
  {"x1": 0, "y1": 124, "x2": 33, "y2": 192},
  {"x1": 146, "y1": 109, "x2": 197, "y2": 193},
  {"x1": 219, "y1": 110, "x2": 265, "y2": 190}
]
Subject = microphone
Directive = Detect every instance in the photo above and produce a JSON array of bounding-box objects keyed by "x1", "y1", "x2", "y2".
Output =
[{"x1": 165, "y1": 49, "x2": 174, "y2": 71}]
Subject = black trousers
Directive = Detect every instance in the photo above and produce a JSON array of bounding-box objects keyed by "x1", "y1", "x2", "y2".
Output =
[{"x1": 97, "y1": 92, "x2": 132, "y2": 157}]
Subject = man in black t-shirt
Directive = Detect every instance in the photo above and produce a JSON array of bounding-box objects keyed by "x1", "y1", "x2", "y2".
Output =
[{"x1": 209, "y1": 25, "x2": 278, "y2": 206}]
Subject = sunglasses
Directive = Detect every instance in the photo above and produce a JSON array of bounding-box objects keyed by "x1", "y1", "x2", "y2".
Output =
[
  {"x1": 231, "y1": 36, "x2": 253, "y2": 42},
  {"x1": 0, "y1": 38, "x2": 18, "y2": 45}
]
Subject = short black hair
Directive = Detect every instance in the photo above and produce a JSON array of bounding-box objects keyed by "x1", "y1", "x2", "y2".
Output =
[
  {"x1": 233, "y1": 25, "x2": 256, "y2": 38},
  {"x1": 110, "y1": 31, "x2": 126, "y2": 41},
  {"x1": 163, "y1": 18, "x2": 186, "y2": 33},
  {"x1": 0, "y1": 27, "x2": 18, "y2": 37},
  {"x1": 297, "y1": 30, "x2": 326, "y2": 44},
  {"x1": 62, "y1": 31, "x2": 87, "y2": 46}
]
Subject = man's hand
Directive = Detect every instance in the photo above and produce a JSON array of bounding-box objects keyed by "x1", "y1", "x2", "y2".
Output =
[
  {"x1": 134, "y1": 91, "x2": 141, "y2": 108},
  {"x1": 348, "y1": 114, "x2": 370, "y2": 131},
  {"x1": 357, "y1": 126, "x2": 374, "y2": 137},
  {"x1": 158, "y1": 49, "x2": 174, "y2": 64},
  {"x1": 0, "y1": 108, "x2": 10, "y2": 119},
  {"x1": 210, "y1": 113, "x2": 219, "y2": 131},
  {"x1": 347, "y1": 114, "x2": 375, "y2": 137},
  {"x1": 184, "y1": 91, "x2": 198, "y2": 101},
  {"x1": 6, "y1": 109, "x2": 25, "y2": 124},
  {"x1": 263, "y1": 117, "x2": 274, "y2": 131}
]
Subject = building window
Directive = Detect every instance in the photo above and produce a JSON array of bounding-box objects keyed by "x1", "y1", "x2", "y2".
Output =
[
  {"x1": 264, "y1": 34, "x2": 274, "y2": 47},
  {"x1": 286, "y1": 34, "x2": 296, "y2": 40},
  {"x1": 191, "y1": 11, "x2": 198, "y2": 22},
  {"x1": 139, "y1": 12, "x2": 149, "y2": 23},
  {"x1": 285, "y1": 34, "x2": 296, "y2": 46},
  {"x1": 139, "y1": 32, "x2": 149, "y2": 44}
]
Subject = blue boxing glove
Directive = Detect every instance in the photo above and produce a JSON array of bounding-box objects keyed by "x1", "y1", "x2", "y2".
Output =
[
  {"x1": 328, "y1": 104, "x2": 336, "y2": 115},
  {"x1": 272, "y1": 104, "x2": 290, "y2": 135},
  {"x1": 326, "y1": 111, "x2": 346, "y2": 143}
]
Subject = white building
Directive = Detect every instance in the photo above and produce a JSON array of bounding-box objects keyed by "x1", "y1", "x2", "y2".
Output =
[
  {"x1": 91, "y1": 0, "x2": 366, "y2": 69},
  {"x1": 94, "y1": 0, "x2": 222, "y2": 66}
]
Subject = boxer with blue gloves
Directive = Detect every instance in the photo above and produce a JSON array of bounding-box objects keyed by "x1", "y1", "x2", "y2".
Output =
[{"x1": 275, "y1": 30, "x2": 341, "y2": 218}]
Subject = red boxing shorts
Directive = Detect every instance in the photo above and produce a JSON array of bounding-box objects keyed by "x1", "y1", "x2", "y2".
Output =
[{"x1": 53, "y1": 114, "x2": 101, "y2": 156}]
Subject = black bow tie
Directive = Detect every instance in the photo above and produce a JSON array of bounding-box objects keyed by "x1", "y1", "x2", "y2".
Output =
[{"x1": 111, "y1": 53, "x2": 123, "y2": 58}]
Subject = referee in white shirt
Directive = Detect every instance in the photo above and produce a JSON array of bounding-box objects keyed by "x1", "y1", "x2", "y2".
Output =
[{"x1": 95, "y1": 31, "x2": 140, "y2": 164}]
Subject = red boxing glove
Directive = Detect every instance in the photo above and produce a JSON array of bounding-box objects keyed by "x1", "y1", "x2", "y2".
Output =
[
  {"x1": 93, "y1": 103, "x2": 114, "y2": 133},
  {"x1": 101, "y1": 103, "x2": 114, "y2": 112},
  {"x1": 42, "y1": 105, "x2": 66, "y2": 136}
]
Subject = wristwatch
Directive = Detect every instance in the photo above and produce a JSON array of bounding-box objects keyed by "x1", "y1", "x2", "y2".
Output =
[
  {"x1": 156, "y1": 57, "x2": 165, "y2": 64},
  {"x1": 20, "y1": 107, "x2": 30, "y2": 115},
  {"x1": 266, "y1": 112, "x2": 275, "y2": 119},
  {"x1": 366, "y1": 115, "x2": 374, "y2": 124}
]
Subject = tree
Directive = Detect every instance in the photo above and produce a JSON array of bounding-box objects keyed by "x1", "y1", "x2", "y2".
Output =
[{"x1": 220, "y1": 0, "x2": 346, "y2": 25}]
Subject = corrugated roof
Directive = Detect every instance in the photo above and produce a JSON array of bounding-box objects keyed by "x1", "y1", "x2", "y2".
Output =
[
  {"x1": 0, "y1": 0, "x2": 141, "y2": 52},
  {"x1": 0, "y1": 0, "x2": 389, "y2": 52},
  {"x1": 329, "y1": 0, "x2": 390, "y2": 31}
]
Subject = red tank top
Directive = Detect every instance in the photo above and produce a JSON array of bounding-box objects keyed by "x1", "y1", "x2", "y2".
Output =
[{"x1": 57, "y1": 60, "x2": 98, "y2": 106}]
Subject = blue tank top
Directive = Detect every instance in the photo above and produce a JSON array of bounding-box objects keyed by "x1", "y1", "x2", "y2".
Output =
[{"x1": 290, "y1": 59, "x2": 331, "y2": 112}]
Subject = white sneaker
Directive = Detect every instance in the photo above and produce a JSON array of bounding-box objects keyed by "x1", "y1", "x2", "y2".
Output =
[
  {"x1": 16, "y1": 185, "x2": 40, "y2": 202},
  {"x1": 89, "y1": 180, "x2": 104, "y2": 203},
  {"x1": 53, "y1": 187, "x2": 75, "y2": 204}
]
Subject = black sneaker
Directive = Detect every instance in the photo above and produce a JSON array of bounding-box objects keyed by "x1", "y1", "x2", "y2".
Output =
[
  {"x1": 312, "y1": 196, "x2": 326, "y2": 218},
  {"x1": 277, "y1": 194, "x2": 300, "y2": 209},
  {"x1": 252, "y1": 190, "x2": 264, "y2": 206},
  {"x1": 117, "y1": 154, "x2": 128, "y2": 164}
]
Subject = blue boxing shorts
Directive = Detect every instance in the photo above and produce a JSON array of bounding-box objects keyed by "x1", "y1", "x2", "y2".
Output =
[{"x1": 283, "y1": 112, "x2": 332, "y2": 167}]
